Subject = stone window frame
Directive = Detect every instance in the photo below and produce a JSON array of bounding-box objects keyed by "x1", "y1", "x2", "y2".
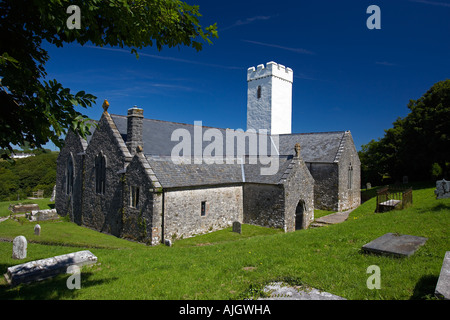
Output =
[
  {"x1": 95, "y1": 152, "x2": 106, "y2": 195},
  {"x1": 348, "y1": 163, "x2": 353, "y2": 190},
  {"x1": 200, "y1": 201, "x2": 208, "y2": 217},
  {"x1": 66, "y1": 154, "x2": 74, "y2": 195},
  {"x1": 129, "y1": 185, "x2": 140, "y2": 209}
]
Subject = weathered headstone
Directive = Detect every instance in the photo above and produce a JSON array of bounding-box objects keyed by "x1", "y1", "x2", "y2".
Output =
[
  {"x1": 232, "y1": 221, "x2": 242, "y2": 234},
  {"x1": 362, "y1": 233, "x2": 428, "y2": 258},
  {"x1": 435, "y1": 251, "x2": 450, "y2": 300},
  {"x1": 50, "y1": 185, "x2": 56, "y2": 202},
  {"x1": 435, "y1": 179, "x2": 450, "y2": 199},
  {"x1": 12, "y1": 236, "x2": 27, "y2": 260},
  {"x1": 34, "y1": 224, "x2": 41, "y2": 236},
  {"x1": 4, "y1": 250, "x2": 97, "y2": 286},
  {"x1": 366, "y1": 182, "x2": 371, "y2": 189}
]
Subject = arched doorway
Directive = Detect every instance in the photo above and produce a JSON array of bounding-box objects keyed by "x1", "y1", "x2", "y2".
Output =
[{"x1": 295, "y1": 200, "x2": 305, "y2": 230}]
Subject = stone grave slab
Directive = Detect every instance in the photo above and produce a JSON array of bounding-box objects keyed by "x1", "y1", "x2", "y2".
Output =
[
  {"x1": 435, "y1": 251, "x2": 450, "y2": 300},
  {"x1": 362, "y1": 233, "x2": 428, "y2": 257},
  {"x1": 259, "y1": 282, "x2": 346, "y2": 300},
  {"x1": 4, "y1": 250, "x2": 97, "y2": 286}
]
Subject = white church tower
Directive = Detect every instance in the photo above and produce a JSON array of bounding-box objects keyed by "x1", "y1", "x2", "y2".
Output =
[{"x1": 247, "y1": 61, "x2": 293, "y2": 135}]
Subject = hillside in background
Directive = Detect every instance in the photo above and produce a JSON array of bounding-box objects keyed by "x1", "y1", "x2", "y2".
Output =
[{"x1": 0, "y1": 150, "x2": 58, "y2": 201}]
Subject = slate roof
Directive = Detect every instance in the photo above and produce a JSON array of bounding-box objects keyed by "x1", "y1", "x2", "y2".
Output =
[
  {"x1": 106, "y1": 113, "x2": 350, "y2": 188},
  {"x1": 278, "y1": 131, "x2": 347, "y2": 163},
  {"x1": 110, "y1": 114, "x2": 347, "y2": 163},
  {"x1": 146, "y1": 155, "x2": 294, "y2": 188}
]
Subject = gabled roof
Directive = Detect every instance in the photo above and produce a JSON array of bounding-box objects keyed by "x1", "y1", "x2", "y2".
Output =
[
  {"x1": 278, "y1": 131, "x2": 347, "y2": 163},
  {"x1": 110, "y1": 114, "x2": 347, "y2": 164},
  {"x1": 146, "y1": 155, "x2": 295, "y2": 188}
]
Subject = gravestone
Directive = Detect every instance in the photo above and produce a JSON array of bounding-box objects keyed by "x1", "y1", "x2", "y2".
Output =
[
  {"x1": 34, "y1": 224, "x2": 41, "y2": 236},
  {"x1": 434, "y1": 179, "x2": 450, "y2": 199},
  {"x1": 10, "y1": 204, "x2": 39, "y2": 214},
  {"x1": 403, "y1": 176, "x2": 408, "y2": 184},
  {"x1": 27, "y1": 209, "x2": 59, "y2": 222},
  {"x1": 164, "y1": 239, "x2": 172, "y2": 247},
  {"x1": 366, "y1": 182, "x2": 371, "y2": 189},
  {"x1": 4, "y1": 250, "x2": 97, "y2": 286},
  {"x1": 12, "y1": 236, "x2": 27, "y2": 260},
  {"x1": 435, "y1": 251, "x2": 450, "y2": 300},
  {"x1": 362, "y1": 233, "x2": 427, "y2": 258},
  {"x1": 50, "y1": 185, "x2": 56, "y2": 202},
  {"x1": 232, "y1": 221, "x2": 242, "y2": 234}
]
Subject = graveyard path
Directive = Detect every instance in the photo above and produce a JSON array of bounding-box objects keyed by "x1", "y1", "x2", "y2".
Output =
[{"x1": 310, "y1": 208, "x2": 356, "y2": 228}]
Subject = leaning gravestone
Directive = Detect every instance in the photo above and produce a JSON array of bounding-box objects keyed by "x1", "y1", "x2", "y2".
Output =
[
  {"x1": 362, "y1": 233, "x2": 428, "y2": 258},
  {"x1": 435, "y1": 251, "x2": 450, "y2": 300},
  {"x1": 232, "y1": 221, "x2": 242, "y2": 234},
  {"x1": 34, "y1": 224, "x2": 41, "y2": 236},
  {"x1": 12, "y1": 236, "x2": 27, "y2": 260}
]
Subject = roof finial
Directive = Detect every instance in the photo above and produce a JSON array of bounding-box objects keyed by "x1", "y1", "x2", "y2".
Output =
[
  {"x1": 294, "y1": 143, "x2": 301, "y2": 158},
  {"x1": 102, "y1": 99, "x2": 110, "y2": 112}
]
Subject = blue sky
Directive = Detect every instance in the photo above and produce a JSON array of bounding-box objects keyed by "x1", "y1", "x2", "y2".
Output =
[{"x1": 42, "y1": 0, "x2": 450, "y2": 151}]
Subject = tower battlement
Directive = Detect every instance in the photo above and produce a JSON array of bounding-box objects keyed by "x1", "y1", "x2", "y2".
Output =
[{"x1": 247, "y1": 61, "x2": 293, "y2": 83}]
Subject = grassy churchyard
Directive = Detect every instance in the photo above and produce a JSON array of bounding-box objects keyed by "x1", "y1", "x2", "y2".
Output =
[{"x1": 0, "y1": 182, "x2": 449, "y2": 300}]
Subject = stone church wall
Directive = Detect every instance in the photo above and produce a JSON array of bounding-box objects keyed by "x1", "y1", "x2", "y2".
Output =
[
  {"x1": 81, "y1": 112, "x2": 131, "y2": 237},
  {"x1": 308, "y1": 163, "x2": 339, "y2": 211},
  {"x1": 55, "y1": 130, "x2": 85, "y2": 225},
  {"x1": 243, "y1": 183, "x2": 285, "y2": 229},
  {"x1": 163, "y1": 185, "x2": 243, "y2": 241},
  {"x1": 337, "y1": 134, "x2": 361, "y2": 211},
  {"x1": 122, "y1": 155, "x2": 161, "y2": 245},
  {"x1": 283, "y1": 158, "x2": 315, "y2": 231}
]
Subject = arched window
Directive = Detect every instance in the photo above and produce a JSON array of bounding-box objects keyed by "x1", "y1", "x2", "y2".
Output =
[
  {"x1": 95, "y1": 153, "x2": 106, "y2": 194},
  {"x1": 257, "y1": 85, "x2": 262, "y2": 99},
  {"x1": 66, "y1": 156, "x2": 74, "y2": 195}
]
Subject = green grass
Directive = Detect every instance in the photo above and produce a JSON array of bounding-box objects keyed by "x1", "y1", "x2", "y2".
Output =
[
  {"x1": 0, "y1": 198, "x2": 54, "y2": 218},
  {"x1": 314, "y1": 209, "x2": 334, "y2": 219},
  {"x1": 0, "y1": 185, "x2": 449, "y2": 300}
]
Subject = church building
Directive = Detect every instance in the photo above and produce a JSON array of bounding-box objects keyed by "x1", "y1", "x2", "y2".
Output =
[{"x1": 56, "y1": 61, "x2": 360, "y2": 245}]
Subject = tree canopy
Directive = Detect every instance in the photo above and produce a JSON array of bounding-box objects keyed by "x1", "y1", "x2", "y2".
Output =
[
  {"x1": 0, "y1": 0, "x2": 217, "y2": 156},
  {"x1": 359, "y1": 79, "x2": 450, "y2": 185}
]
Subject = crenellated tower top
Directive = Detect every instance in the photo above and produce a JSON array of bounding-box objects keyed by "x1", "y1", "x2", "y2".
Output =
[{"x1": 247, "y1": 61, "x2": 293, "y2": 83}]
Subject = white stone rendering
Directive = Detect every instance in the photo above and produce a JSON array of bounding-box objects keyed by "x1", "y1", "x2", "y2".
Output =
[{"x1": 247, "y1": 61, "x2": 293, "y2": 135}]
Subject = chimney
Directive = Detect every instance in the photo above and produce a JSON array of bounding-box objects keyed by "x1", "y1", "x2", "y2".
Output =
[{"x1": 126, "y1": 106, "x2": 144, "y2": 156}]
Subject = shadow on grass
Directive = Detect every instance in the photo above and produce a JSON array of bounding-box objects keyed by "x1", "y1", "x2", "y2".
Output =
[
  {"x1": 430, "y1": 203, "x2": 450, "y2": 212},
  {"x1": 0, "y1": 270, "x2": 118, "y2": 300},
  {"x1": 410, "y1": 274, "x2": 439, "y2": 300}
]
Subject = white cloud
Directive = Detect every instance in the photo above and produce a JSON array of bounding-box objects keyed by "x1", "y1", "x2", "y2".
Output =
[
  {"x1": 220, "y1": 15, "x2": 273, "y2": 31},
  {"x1": 242, "y1": 40, "x2": 315, "y2": 55},
  {"x1": 409, "y1": 0, "x2": 450, "y2": 8}
]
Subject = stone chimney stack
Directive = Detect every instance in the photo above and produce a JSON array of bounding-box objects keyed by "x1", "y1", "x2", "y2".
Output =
[{"x1": 126, "y1": 106, "x2": 144, "y2": 156}]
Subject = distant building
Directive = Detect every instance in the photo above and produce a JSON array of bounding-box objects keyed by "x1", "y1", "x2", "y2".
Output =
[
  {"x1": 56, "y1": 61, "x2": 360, "y2": 245},
  {"x1": 11, "y1": 153, "x2": 35, "y2": 159}
]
